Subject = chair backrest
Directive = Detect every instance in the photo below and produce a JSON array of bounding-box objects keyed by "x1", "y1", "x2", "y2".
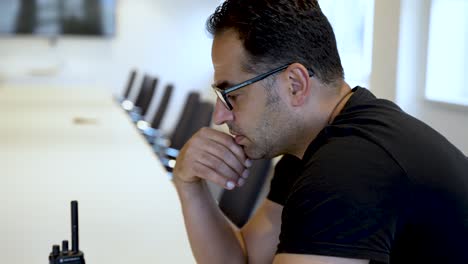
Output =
[
  {"x1": 134, "y1": 75, "x2": 158, "y2": 116},
  {"x1": 186, "y1": 101, "x2": 214, "y2": 137},
  {"x1": 169, "y1": 92, "x2": 200, "y2": 150},
  {"x1": 122, "y1": 70, "x2": 137, "y2": 99},
  {"x1": 171, "y1": 101, "x2": 214, "y2": 150},
  {"x1": 218, "y1": 159, "x2": 272, "y2": 228},
  {"x1": 151, "y1": 84, "x2": 174, "y2": 129}
]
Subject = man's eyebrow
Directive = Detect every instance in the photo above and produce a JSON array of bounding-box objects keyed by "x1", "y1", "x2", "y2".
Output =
[{"x1": 212, "y1": 80, "x2": 234, "y2": 90}]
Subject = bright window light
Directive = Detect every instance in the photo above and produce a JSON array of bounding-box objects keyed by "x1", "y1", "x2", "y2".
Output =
[{"x1": 425, "y1": 0, "x2": 468, "y2": 106}]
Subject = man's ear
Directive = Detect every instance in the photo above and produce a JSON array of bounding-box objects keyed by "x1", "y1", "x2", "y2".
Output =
[{"x1": 285, "y1": 63, "x2": 311, "y2": 107}]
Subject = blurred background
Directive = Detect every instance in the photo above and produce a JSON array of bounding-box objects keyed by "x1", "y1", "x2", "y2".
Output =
[{"x1": 0, "y1": 0, "x2": 466, "y2": 154}]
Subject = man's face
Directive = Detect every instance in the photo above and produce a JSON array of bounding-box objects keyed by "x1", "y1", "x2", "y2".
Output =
[{"x1": 211, "y1": 30, "x2": 289, "y2": 159}]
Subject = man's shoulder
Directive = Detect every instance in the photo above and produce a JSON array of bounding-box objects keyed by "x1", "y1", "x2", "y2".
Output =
[
  {"x1": 296, "y1": 135, "x2": 407, "y2": 200},
  {"x1": 303, "y1": 133, "x2": 397, "y2": 170}
]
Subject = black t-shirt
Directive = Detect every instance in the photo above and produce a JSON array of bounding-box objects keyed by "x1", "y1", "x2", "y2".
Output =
[{"x1": 268, "y1": 87, "x2": 468, "y2": 263}]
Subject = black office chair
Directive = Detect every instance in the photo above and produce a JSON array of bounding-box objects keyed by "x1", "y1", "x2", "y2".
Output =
[
  {"x1": 129, "y1": 75, "x2": 158, "y2": 122},
  {"x1": 123, "y1": 70, "x2": 137, "y2": 100},
  {"x1": 146, "y1": 91, "x2": 200, "y2": 146},
  {"x1": 118, "y1": 69, "x2": 137, "y2": 104},
  {"x1": 171, "y1": 101, "x2": 213, "y2": 150},
  {"x1": 156, "y1": 100, "x2": 214, "y2": 172},
  {"x1": 218, "y1": 159, "x2": 272, "y2": 228},
  {"x1": 139, "y1": 84, "x2": 174, "y2": 143},
  {"x1": 151, "y1": 84, "x2": 174, "y2": 130}
]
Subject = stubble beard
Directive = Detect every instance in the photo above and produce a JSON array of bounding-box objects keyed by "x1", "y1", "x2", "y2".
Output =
[
  {"x1": 244, "y1": 97, "x2": 286, "y2": 160},
  {"x1": 234, "y1": 81, "x2": 290, "y2": 160}
]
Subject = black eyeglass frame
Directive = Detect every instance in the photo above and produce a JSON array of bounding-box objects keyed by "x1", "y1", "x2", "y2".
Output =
[{"x1": 212, "y1": 63, "x2": 299, "y2": 110}]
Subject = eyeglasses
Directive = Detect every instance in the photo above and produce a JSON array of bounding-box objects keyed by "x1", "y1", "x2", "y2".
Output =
[{"x1": 212, "y1": 63, "x2": 292, "y2": 111}]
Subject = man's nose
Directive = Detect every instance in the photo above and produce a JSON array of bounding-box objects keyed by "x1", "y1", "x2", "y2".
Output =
[{"x1": 213, "y1": 98, "x2": 234, "y2": 125}]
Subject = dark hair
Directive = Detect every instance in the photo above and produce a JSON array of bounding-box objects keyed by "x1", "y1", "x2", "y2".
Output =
[{"x1": 206, "y1": 0, "x2": 344, "y2": 85}]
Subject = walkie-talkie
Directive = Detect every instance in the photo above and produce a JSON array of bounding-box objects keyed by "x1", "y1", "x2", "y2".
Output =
[{"x1": 49, "y1": 201, "x2": 86, "y2": 264}]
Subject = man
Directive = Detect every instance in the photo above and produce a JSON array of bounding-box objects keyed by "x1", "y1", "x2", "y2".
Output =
[{"x1": 172, "y1": 0, "x2": 468, "y2": 263}]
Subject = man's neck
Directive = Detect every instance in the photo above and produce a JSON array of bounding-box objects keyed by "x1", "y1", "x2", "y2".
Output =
[
  {"x1": 288, "y1": 82, "x2": 353, "y2": 159},
  {"x1": 328, "y1": 83, "x2": 353, "y2": 125}
]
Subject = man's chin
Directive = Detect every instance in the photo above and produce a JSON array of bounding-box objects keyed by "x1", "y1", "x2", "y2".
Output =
[
  {"x1": 242, "y1": 146, "x2": 257, "y2": 160},
  {"x1": 243, "y1": 146, "x2": 270, "y2": 160}
]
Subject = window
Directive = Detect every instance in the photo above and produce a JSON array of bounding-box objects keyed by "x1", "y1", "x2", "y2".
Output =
[
  {"x1": 320, "y1": 0, "x2": 375, "y2": 88},
  {"x1": 425, "y1": 0, "x2": 468, "y2": 106}
]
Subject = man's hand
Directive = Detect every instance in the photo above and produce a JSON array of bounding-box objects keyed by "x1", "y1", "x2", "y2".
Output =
[{"x1": 173, "y1": 127, "x2": 252, "y2": 190}]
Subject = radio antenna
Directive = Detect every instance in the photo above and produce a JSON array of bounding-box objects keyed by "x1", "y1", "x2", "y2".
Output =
[{"x1": 71, "y1": 201, "x2": 79, "y2": 252}]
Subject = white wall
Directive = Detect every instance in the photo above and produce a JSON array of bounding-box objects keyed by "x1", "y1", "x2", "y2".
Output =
[
  {"x1": 0, "y1": 0, "x2": 219, "y2": 132},
  {"x1": 369, "y1": 0, "x2": 400, "y2": 101}
]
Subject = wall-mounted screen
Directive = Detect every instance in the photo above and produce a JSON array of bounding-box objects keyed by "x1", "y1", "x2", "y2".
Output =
[{"x1": 0, "y1": 0, "x2": 116, "y2": 37}]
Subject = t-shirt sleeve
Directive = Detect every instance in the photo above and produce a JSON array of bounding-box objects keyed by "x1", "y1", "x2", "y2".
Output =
[
  {"x1": 277, "y1": 137, "x2": 408, "y2": 264},
  {"x1": 267, "y1": 154, "x2": 302, "y2": 205}
]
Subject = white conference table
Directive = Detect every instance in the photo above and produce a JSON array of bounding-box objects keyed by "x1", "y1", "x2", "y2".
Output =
[{"x1": 0, "y1": 86, "x2": 195, "y2": 263}]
